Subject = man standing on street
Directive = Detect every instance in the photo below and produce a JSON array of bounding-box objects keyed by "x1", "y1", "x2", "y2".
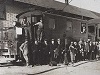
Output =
[
  {"x1": 69, "y1": 42, "x2": 75, "y2": 66},
  {"x1": 49, "y1": 39, "x2": 56, "y2": 66},
  {"x1": 19, "y1": 39, "x2": 29, "y2": 66}
]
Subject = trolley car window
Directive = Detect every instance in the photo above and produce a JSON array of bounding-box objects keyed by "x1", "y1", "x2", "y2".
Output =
[
  {"x1": 81, "y1": 23, "x2": 86, "y2": 33},
  {"x1": 32, "y1": 17, "x2": 37, "y2": 23},
  {"x1": 49, "y1": 18, "x2": 55, "y2": 29},
  {"x1": 66, "y1": 21, "x2": 72, "y2": 31},
  {"x1": 88, "y1": 26, "x2": 95, "y2": 33},
  {"x1": 27, "y1": 17, "x2": 31, "y2": 23},
  {"x1": 32, "y1": 16, "x2": 42, "y2": 23}
]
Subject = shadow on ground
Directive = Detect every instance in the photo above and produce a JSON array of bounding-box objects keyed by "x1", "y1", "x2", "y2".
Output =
[
  {"x1": 73, "y1": 60, "x2": 99, "y2": 67},
  {"x1": 27, "y1": 66, "x2": 64, "y2": 75},
  {"x1": 73, "y1": 61, "x2": 89, "y2": 67}
]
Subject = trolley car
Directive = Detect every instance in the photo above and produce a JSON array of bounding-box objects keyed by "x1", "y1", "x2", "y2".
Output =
[
  {"x1": 0, "y1": 9, "x2": 92, "y2": 62},
  {"x1": 88, "y1": 18, "x2": 100, "y2": 41}
]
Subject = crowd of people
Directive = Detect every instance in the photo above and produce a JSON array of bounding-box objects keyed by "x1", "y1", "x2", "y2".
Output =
[{"x1": 19, "y1": 38, "x2": 100, "y2": 67}]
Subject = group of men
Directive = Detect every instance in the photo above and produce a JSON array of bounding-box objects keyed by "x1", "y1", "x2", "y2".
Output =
[
  {"x1": 69, "y1": 40, "x2": 99, "y2": 65},
  {"x1": 19, "y1": 38, "x2": 65, "y2": 66},
  {"x1": 19, "y1": 38, "x2": 100, "y2": 66}
]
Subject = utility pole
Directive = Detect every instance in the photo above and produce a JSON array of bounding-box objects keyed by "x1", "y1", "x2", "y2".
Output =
[{"x1": 65, "y1": 0, "x2": 69, "y2": 5}]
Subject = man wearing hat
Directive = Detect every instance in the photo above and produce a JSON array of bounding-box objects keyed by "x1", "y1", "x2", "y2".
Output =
[
  {"x1": 32, "y1": 40, "x2": 39, "y2": 66},
  {"x1": 43, "y1": 39, "x2": 50, "y2": 64},
  {"x1": 49, "y1": 39, "x2": 57, "y2": 66}
]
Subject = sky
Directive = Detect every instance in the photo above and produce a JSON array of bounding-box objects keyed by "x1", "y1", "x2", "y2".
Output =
[{"x1": 55, "y1": 0, "x2": 100, "y2": 13}]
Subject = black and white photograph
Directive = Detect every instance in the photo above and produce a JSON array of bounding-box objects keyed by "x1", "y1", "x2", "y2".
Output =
[{"x1": 0, "y1": 0, "x2": 100, "y2": 75}]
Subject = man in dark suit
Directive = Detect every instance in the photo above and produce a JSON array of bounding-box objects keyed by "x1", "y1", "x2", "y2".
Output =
[
  {"x1": 89, "y1": 41, "x2": 94, "y2": 60},
  {"x1": 64, "y1": 42, "x2": 70, "y2": 65},
  {"x1": 78, "y1": 42, "x2": 84, "y2": 61},
  {"x1": 49, "y1": 39, "x2": 56, "y2": 65},
  {"x1": 32, "y1": 40, "x2": 38, "y2": 66},
  {"x1": 92, "y1": 42, "x2": 97, "y2": 60},
  {"x1": 54, "y1": 39, "x2": 63, "y2": 63},
  {"x1": 84, "y1": 42, "x2": 89, "y2": 60},
  {"x1": 73, "y1": 42, "x2": 79, "y2": 62},
  {"x1": 43, "y1": 39, "x2": 50, "y2": 65}
]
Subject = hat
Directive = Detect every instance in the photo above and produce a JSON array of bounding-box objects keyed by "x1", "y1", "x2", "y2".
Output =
[
  {"x1": 52, "y1": 39, "x2": 54, "y2": 41},
  {"x1": 44, "y1": 39, "x2": 47, "y2": 41},
  {"x1": 57, "y1": 38, "x2": 60, "y2": 41},
  {"x1": 25, "y1": 38, "x2": 28, "y2": 41},
  {"x1": 23, "y1": 16, "x2": 27, "y2": 19}
]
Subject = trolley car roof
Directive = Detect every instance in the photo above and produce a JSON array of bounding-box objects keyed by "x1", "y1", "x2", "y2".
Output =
[
  {"x1": 88, "y1": 18, "x2": 100, "y2": 24},
  {"x1": 14, "y1": 0, "x2": 99, "y2": 19},
  {"x1": 16, "y1": 10, "x2": 43, "y2": 18}
]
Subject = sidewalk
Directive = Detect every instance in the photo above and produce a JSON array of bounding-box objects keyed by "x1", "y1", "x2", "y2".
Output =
[
  {"x1": 0, "y1": 61, "x2": 90, "y2": 75},
  {"x1": 0, "y1": 65, "x2": 63, "y2": 75}
]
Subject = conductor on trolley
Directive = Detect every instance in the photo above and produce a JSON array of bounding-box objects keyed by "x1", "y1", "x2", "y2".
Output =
[
  {"x1": 22, "y1": 17, "x2": 32, "y2": 40},
  {"x1": 34, "y1": 19, "x2": 43, "y2": 42}
]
